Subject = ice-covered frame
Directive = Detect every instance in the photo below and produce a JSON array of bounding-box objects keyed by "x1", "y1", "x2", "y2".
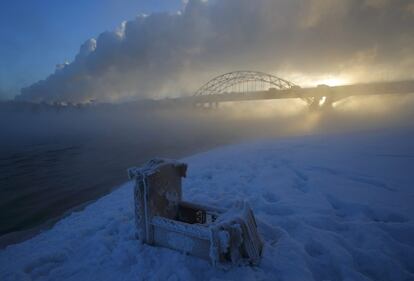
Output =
[{"x1": 128, "y1": 159, "x2": 263, "y2": 267}]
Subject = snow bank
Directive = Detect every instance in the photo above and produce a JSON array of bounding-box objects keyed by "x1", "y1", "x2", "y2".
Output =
[{"x1": 1, "y1": 128, "x2": 414, "y2": 280}]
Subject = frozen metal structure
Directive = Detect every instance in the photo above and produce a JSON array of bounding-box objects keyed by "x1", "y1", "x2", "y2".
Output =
[{"x1": 128, "y1": 159, "x2": 263, "y2": 267}]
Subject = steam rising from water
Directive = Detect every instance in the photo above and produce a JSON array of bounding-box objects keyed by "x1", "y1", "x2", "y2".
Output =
[
  {"x1": 1, "y1": 96, "x2": 414, "y2": 240},
  {"x1": 3, "y1": 96, "x2": 414, "y2": 149}
]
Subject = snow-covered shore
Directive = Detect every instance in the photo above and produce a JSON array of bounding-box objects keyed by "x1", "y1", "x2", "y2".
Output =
[{"x1": 1, "y1": 128, "x2": 414, "y2": 281}]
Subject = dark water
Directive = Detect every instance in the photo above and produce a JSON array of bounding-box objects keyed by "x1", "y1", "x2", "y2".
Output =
[{"x1": 0, "y1": 135, "x2": 233, "y2": 241}]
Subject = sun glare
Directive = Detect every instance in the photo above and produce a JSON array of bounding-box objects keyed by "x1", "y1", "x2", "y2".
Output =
[
  {"x1": 313, "y1": 76, "x2": 350, "y2": 87},
  {"x1": 284, "y1": 73, "x2": 352, "y2": 88}
]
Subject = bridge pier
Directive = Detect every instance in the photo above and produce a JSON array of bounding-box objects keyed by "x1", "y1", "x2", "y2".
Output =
[
  {"x1": 309, "y1": 96, "x2": 333, "y2": 111},
  {"x1": 205, "y1": 101, "x2": 219, "y2": 110},
  {"x1": 193, "y1": 101, "x2": 220, "y2": 110}
]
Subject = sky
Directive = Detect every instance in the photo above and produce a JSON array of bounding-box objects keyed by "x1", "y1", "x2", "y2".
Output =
[
  {"x1": 0, "y1": 0, "x2": 182, "y2": 100},
  {"x1": 1, "y1": 0, "x2": 414, "y2": 102}
]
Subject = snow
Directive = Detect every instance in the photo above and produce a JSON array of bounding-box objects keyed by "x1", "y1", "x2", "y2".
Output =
[{"x1": 1, "y1": 128, "x2": 414, "y2": 281}]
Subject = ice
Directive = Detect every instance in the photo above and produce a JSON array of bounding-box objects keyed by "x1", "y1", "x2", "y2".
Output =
[
  {"x1": 1, "y1": 128, "x2": 414, "y2": 280},
  {"x1": 167, "y1": 232, "x2": 195, "y2": 254}
]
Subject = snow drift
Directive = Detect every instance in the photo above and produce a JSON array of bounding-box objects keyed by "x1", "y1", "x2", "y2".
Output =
[{"x1": 1, "y1": 128, "x2": 414, "y2": 280}]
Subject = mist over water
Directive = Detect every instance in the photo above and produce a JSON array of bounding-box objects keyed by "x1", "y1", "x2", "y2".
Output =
[{"x1": 1, "y1": 95, "x2": 414, "y2": 245}]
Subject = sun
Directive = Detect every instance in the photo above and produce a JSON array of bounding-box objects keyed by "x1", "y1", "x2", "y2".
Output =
[
  {"x1": 284, "y1": 73, "x2": 352, "y2": 88},
  {"x1": 314, "y1": 76, "x2": 350, "y2": 87}
]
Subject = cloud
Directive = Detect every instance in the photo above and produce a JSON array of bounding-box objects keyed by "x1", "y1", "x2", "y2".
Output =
[{"x1": 16, "y1": 0, "x2": 414, "y2": 103}]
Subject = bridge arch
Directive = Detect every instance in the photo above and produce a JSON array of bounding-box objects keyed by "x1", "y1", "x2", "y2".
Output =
[{"x1": 194, "y1": 71, "x2": 297, "y2": 97}]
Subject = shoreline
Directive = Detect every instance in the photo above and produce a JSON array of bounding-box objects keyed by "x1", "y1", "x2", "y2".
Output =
[
  {"x1": 0, "y1": 193, "x2": 109, "y2": 249},
  {"x1": 0, "y1": 140, "x2": 231, "y2": 249}
]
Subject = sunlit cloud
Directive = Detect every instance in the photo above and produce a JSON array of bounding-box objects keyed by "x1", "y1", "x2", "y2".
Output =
[
  {"x1": 283, "y1": 73, "x2": 352, "y2": 88},
  {"x1": 313, "y1": 76, "x2": 351, "y2": 87},
  {"x1": 16, "y1": 0, "x2": 414, "y2": 103}
]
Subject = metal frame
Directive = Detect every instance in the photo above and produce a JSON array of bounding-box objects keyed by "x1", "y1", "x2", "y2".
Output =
[{"x1": 194, "y1": 71, "x2": 297, "y2": 96}]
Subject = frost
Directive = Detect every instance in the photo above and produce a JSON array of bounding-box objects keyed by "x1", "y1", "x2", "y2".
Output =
[{"x1": 167, "y1": 233, "x2": 195, "y2": 254}]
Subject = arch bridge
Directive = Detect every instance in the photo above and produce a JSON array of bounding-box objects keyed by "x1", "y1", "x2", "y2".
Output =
[{"x1": 189, "y1": 71, "x2": 414, "y2": 109}]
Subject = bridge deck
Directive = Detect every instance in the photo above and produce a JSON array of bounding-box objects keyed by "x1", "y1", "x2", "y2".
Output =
[{"x1": 186, "y1": 80, "x2": 414, "y2": 104}]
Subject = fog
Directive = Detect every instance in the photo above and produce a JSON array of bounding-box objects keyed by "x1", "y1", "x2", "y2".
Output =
[
  {"x1": 3, "y1": 95, "x2": 414, "y2": 156},
  {"x1": 4, "y1": 94, "x2": 414, "y2": 148}
]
